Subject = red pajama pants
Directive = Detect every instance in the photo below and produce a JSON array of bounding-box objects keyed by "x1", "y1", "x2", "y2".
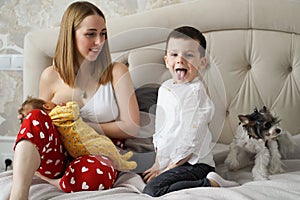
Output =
[{"x1": 15, "y1": 109, "x2": 118, "y2": 192}]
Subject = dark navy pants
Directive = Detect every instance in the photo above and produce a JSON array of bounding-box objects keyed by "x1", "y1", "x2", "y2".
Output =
[{"x1": 143, "y1": 163, "x2": 215, "y2": 197}]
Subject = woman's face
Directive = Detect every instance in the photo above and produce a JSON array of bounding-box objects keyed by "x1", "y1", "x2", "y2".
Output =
[{"x1": 75, "y1": 14, "x2": 107, "y2": 64}]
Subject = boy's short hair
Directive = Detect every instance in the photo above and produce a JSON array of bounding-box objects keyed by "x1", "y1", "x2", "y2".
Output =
[{"x1": 166, "y1": 26, "x2": 206, "y2": 57}]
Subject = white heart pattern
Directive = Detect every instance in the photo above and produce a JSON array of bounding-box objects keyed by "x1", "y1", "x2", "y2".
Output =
[
  {"x1": 46, "y1": 148, "x2": 53, "y2": 153},
  {"x1": 27, "y1": 132, "x2": 34, "y2": 138},
  {"x1": 81, "y1": 166, "x2": 89, "y2": 173},
  {"x1": 54, "y1": 172, "x2": 60, "y2": 177},
  {"x1": 87, "y1": 159, "x2": 95, "y2": 163},
  {"x1": 55, "y1": 160, "x2": 60, "y2": 165},
  {"x1": 74, "y1": 160, "x2": 81, "y2": 164},
  {"x1": 100, "y1": 161, "x2": 107, "y2": 166},
  {"x1": 70, "y1": 167, "x2": 74, "y2": 173},
  {"x1": 98, "y1": 184, "x2": 104, "y2": 190},
  {"x1": 82, "y1": 182, "x2": 89, "y2": 190},
  {"x1": 20, "y1": 128, "x2": 26, "y2": 134},
  {"x1": 26, "y1": 113, "x2": 32, "y2": 119},
  {"x1": 70, "y1": 177, "x2": 75, "y2": 184},
  {"x1": 110, "y1": 166, "x2": 115, "y2": 172},
  {"x1": 96, "y1": 168, "x2": 103, "y2": 174},
  {"x1": 40, "y1": 132, "x2": 45, "y2": 139},
  {"x1": 62, "y1": 181, "x2": 66, "y2": 189},
  {"x1": 32, "y1": 120, "x2": 40, "y2": 126},
  {"x1": 45, "y1": 122, "x2": 49, "y2": 129},
  {"x1": 46, "y1": 159, "x2": 53, "y2": 164}
]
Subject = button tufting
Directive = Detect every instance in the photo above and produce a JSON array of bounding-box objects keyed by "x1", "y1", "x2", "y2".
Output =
[
  {"x1": 247, "y1": 65, "x2": 251, "y2": 70},
  {"x1": 226, "y1": 110, "x2": 230, "y2": 116},
  {"x1": 288, "y1": 66, "x2": 293, "y2": 72}
]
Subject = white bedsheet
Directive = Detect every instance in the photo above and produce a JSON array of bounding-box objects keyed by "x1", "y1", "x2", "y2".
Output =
[{"x1": 1, "y1": 143, "x2": 300, "y2": 200}]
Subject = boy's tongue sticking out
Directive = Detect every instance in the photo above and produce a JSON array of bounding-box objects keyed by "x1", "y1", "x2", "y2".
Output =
[{"x1": 176, "y1": 68, "x2": 187, "y2": 80}]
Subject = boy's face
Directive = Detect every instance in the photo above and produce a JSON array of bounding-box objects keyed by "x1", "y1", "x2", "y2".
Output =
[{"x1": 164, "y1": 38, "x2": 206, "y2": 84}]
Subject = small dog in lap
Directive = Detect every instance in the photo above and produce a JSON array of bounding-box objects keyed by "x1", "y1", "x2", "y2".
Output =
[{"x1": 225, "y1": 106, "x2": 295, "y2": 180}]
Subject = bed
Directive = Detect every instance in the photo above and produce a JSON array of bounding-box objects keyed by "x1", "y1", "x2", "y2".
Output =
[{"x1": 1, "y1": 0, "x2": 300, "y2": 199}]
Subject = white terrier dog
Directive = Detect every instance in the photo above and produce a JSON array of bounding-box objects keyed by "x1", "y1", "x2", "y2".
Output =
[{"x1": 225, "y1": 107, "x2": 295, "y2": 180}]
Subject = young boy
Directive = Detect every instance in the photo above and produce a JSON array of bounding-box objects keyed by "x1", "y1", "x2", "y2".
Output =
[
  {"x1": 142, "y1": 26, "x2": 239, "y2": 197},
  {"x1": 19, "y1": 97, "x2": 137, "y2": 171}
]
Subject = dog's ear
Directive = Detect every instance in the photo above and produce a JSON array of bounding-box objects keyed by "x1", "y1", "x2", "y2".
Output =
[
  {"x1": 238, "y1": 115, "x2": 252, "y2": 124},
  {"x1": 254, "y1": 107, "x2": 258, "y2": 113},
  {"x1": 260, "y1": 106, "x2": 268, "y2": 113}
]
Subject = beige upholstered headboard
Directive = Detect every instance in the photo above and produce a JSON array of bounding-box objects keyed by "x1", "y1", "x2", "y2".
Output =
[{"x1": 24, "y1": 0, "x2": 300, "y2": 144}]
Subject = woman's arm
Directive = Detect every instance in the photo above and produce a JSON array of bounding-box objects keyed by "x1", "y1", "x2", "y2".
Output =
[
  {"x1": 90, "y1": 62, "x2": 140, "y2": 139},
  {"x1": 39, "y1": 66, "x2": 57, "y2": 100}
]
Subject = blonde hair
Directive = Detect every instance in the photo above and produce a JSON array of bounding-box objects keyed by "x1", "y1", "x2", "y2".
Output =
[{"x1": 54, "y1": 1, "x2": 113, "y2": 88}]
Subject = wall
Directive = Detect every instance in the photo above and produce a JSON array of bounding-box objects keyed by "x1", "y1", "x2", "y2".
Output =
[{"x1": 0, "y1": 0, "x2": 191, "y2": 136}]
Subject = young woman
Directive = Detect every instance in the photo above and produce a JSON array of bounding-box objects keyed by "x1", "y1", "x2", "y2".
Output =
[{"x1": 10, "y1": 1, "x2": 140, "y2": 199}]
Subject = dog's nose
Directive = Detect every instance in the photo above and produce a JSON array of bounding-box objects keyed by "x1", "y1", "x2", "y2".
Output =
[{"x1": 275, "y1": 128, "x2": 281, "y2": 134}]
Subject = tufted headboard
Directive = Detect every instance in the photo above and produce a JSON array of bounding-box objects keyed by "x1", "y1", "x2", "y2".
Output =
[{"x1": 24, "y1": 0, "x2": 300, "y2": 144}]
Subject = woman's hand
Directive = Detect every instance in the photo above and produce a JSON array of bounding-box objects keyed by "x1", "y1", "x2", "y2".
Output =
[{"x1": 17, "y1": 106, "x2": 24, "y2": 123}]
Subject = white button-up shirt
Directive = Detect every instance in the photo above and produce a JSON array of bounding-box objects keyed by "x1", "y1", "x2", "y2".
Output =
[{"x1": 153, "y1": 77, "x2": 215, "y2": 170}]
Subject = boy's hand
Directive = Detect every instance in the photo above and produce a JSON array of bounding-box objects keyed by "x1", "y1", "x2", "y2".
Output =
[
  {"x1": 143, "y1": 167, "x2": 160, "y2": 183},
  {"x1": 142, "y1": 160, "x2": 161, "y2": 183}
]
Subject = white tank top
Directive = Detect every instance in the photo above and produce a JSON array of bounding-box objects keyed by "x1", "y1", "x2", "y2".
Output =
[{"x1": 80, "y1": 82, "x2": 119, "y2": 123}]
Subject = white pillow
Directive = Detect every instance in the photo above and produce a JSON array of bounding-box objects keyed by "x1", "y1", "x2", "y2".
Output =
[
  {"x1": 282, "y1": 134, "x2": 300, "y2": 159},
  {"x1": 125, "y1": 111, "x2": 155, "y2": 153}
]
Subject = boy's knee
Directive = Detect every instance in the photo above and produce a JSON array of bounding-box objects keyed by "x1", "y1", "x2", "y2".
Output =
[
  {"x1": 143, "y1": 184, "x2": 160, "y2": 197},
  {"x1": 143, "y1": 185, "x2": 155, "y2": 197}
]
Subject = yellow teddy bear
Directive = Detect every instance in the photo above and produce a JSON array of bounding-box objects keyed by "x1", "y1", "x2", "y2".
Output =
[{"x1": 49, "y1": 101, "x2": 137, "y2": 171}]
